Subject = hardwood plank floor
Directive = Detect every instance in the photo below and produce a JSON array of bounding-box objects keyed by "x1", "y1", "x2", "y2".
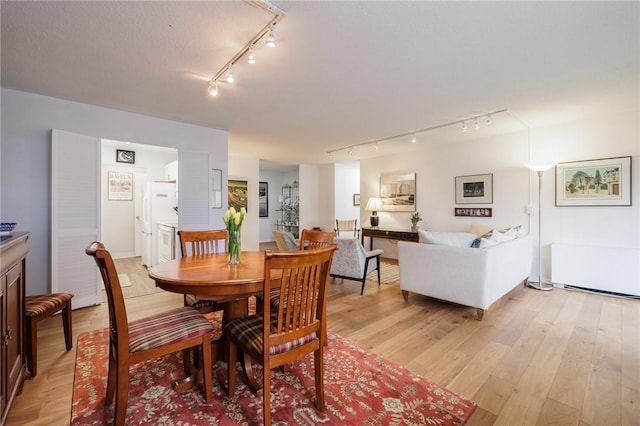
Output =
[{"x1": 7, "y1": 259, "x2": 639, "y2": 425}]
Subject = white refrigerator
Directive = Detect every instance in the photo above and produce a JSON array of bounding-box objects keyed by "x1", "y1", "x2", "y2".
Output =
[{"x1": 140, "y1": 182, "x2": 177, "y2": 267}]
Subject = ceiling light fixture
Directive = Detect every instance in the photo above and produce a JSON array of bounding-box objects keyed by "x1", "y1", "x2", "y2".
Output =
[
  {"x1": 326, "y1": 109, "x2": 508, "y2": 157},
  {"x1": 208, "y1": 80, "x2": 218, "y2": 97},
  {"x1": 225, "y1": 65, "x2": 235, "y2": 83},
  {"x1": 206, "y1": 0, "x2": 285, "y2": 99},
  {"x1": 266, "y1": 25, "x2": 276, "y2": 48},
  {"x1": 475, "y1": 119, "x2": 480, "y2": 129}
]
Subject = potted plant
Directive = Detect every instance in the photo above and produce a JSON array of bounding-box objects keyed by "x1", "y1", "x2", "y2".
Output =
[{"x1": 410, "y1": 211, "x2": 422, "y2": 232}]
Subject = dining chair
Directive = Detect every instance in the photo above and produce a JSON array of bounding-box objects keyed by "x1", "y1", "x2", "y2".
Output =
[
  {"x1": 224, "y1": 245, "x2": 337, "y2": 426},
  {"x1": 299, "y1": 228, "x2": 335, "y2": 250},
  {"x1": 178, "y1": 229, "x2": 228, "y2": 314},
  {"x1": 272, "y1": 230, "x2": 299, "y2": 251},
  {"x1": 86, "y1": 241, "x2": 213, "y2": 426},
  {"x1": 335, "y1": 218, "x2": 359, "y2": 238}
]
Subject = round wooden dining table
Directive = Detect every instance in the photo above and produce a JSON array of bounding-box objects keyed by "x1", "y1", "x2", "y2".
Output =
[{"x1": 148, "y1": 250, "x2": 269, "y2": 325}]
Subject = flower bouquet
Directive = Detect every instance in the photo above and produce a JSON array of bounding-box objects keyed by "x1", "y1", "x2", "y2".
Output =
[{"x1": 222, "y1": 206, "x2": 246, "y2": 265}]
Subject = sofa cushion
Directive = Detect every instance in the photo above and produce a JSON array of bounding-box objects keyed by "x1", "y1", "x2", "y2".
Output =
[
  {"x1": 469, "y1": 222, "x2": 494, "y2": 237},
  {"x1": 420, "y1": 230, "x2": 477, "y2": 247}
]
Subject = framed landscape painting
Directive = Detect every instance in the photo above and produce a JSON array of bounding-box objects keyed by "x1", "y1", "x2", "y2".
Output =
[
  {"x1": 228, "y1": 179, "x2": 248, "y2": 211},
  {"x1": 555, "y1": 156, "x2": 631, "y2": 206}
]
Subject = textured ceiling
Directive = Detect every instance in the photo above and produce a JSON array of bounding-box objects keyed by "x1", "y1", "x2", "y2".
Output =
[{"x1": 2, "y1": 1, "x2": 638, "y2": 165}]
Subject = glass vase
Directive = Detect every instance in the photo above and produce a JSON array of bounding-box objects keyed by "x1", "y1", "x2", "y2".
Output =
[{"x1": 228, "y1": 228, "x2": 241, "y2": 265}]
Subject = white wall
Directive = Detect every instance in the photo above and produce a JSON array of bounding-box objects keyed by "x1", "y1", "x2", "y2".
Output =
[
  {"x1": 334, "y1": 161, "x2": 360, "y2": 227},
  {"x1": 361, "y1": 130, "x2": 530, "y2": 259},
  {"x1": 257, "y1": 169, "x2": 285, "y2": 242},
  {"x1": 361, "y1": 109, "x2": 639, "y2": 294},
  {"x1": 299, "y1": 164, "x2": 319, "y2": 231},
  {"x1": 317, "y1": 163, "x2": 336, "y2": 232},
  {"x1": 1, "y1": 89, "x2": 228, "y2": 294}
]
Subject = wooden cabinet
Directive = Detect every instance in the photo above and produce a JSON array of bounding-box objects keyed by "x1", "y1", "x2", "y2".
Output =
[{"x1": 0, "y1": 232, "x2": 28, "y2": 425}]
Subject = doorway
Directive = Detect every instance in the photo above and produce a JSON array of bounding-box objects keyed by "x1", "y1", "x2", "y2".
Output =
[{"x1": 101, "y1": 139, "x2": 178, "y2": 299}]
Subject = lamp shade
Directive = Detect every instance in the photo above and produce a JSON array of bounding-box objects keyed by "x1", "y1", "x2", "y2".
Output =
[
  {"x1": 365, "y1": 197, "x2": 383, "y2": 212},
  {"x1": 525, "y1": 162, "x2": 555, "y2": 172}
]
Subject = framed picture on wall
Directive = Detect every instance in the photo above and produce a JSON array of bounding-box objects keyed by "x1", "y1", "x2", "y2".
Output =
[
  {"x1": 353, "y1": 193, "x2": 360, "y2": 206},
  {"x1": 116, "y1": 149, "x2": 135, "y2": 164},
  {"x1": 455, "y1": 207, "x2": 492, "y2": 217},
  {"x1": 379, "y1": 172, "x2": 416, "y2": 211},
  {"x1": 259, "y1": 181, "x2": 268, "y2": 217},
  {"x1": 228, "y1": 179, "x2": 248, "y2": 212},
  {"x1": 555, "y1": 156, "x2": 631, "y2": 206},
  {"x1": 107, "y1": 171, "x2": 133, "y2": 200},
  {"x1": 455, "y1": 173, "x2": 493, "y2": 204}
]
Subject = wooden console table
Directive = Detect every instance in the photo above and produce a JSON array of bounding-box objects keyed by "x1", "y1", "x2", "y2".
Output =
[{"x1": 361, "y1": 227, "x2": 419, "y2": 250}]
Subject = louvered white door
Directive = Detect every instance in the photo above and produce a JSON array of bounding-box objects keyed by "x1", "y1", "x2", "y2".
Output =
[
  {"x1": 179, "y1": 151, "x2": 214, "y2": 228},
  {"x1": 51, "y1": 129, "x2": 102, "y2": 308}
]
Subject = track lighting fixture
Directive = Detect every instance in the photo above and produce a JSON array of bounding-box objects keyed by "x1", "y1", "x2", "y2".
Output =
[
  {"x1": 266, "y1": 25, "x2": 276, "y2": 48},
  {"x1": 206, "y1": 0, "x2": 285, "y2": 99},
  {"x1": 325, "y1": 109, "x2": 508, "y2": 158},
  {"x1": 225, "y1": 65, "x2": 235, "y2": 83},
  {"x1": 208, "y1": 80, "x2": 218, "y2": 97}
]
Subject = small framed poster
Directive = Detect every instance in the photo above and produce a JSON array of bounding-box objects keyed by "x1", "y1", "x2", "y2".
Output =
[
  {"x1": 259, "y1": 181, "x2": 268, "y2": 217},
  {"x1": 108, "y1": 171, "x2": 133, "y2": 201},
  {"x1": 116, "y1": 149, "x2": 135, "y2": 164}
]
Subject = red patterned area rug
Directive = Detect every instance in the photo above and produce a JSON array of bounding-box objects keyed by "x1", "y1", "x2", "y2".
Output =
[{"x1": 72, "y1": 328, "x2": 476, "y2": 425}]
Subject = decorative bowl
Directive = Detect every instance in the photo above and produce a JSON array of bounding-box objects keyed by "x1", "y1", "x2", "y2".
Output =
[{"x1": 0, "y1": 223, "x2": 17, "y2": 234}]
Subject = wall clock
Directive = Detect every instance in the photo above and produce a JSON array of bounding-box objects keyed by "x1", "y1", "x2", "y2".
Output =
[{"x1": 116, "y1": 149, "x2": 135, "y2": 164}]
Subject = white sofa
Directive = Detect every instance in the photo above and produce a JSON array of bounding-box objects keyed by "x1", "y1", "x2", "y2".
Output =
[{"x1": 397, "y1": 234, "x2": 532, "y2": 320}]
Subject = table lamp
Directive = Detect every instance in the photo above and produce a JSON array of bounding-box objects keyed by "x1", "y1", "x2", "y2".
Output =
[{"x1": 365, "y1": 197, "x2": 383, "y2": 227}]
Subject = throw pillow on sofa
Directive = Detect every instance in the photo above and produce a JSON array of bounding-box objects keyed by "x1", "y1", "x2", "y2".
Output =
[{"x1": 419, "y1": 230, "x2": 477, "y2": 247}]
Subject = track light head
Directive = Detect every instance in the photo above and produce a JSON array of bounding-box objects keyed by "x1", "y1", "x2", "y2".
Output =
[
  {"x1": 247, "y1": 46, "x2": 256, "y2": 64},
  {"x1": 475, "y1": 119, "x2": 480, "y2": 130},
  {"x1": 266, "y1": 25, "x2": 276, "y2": 48},
  {"x1": 208, "y1": 80, "x2": 218, "y2": 97},
  {"x1": 411, "y1": 135, "x2": 417, "y2": 143},
  {"x1": 225, "y1": 66, "x2": 235, "y2": 83},
  {"x1": 486, "y1": 116, "x2": 493, "y2": 126},
  {"x1": 461, "y1": 122, "x2": 468, "y2": 132}
]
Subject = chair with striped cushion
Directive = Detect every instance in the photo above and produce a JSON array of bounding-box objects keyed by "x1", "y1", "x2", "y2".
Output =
[
  {"x1": 224, "y1": 245, "x2": 337, "y2": 426},
  {"x1": 178, "y1": 229, "x2": 228, "y2": 314},
  {"x1": 25, "y1": 292, "x2": 74, "y2": 377},
  {"x1": 86, "y1": 241, "x2": 213, "y2": 426}
]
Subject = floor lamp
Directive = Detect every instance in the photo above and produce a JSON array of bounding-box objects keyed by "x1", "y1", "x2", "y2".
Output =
[{"x1": 526, "y1": 163, "x2": 555, "y2": 291}]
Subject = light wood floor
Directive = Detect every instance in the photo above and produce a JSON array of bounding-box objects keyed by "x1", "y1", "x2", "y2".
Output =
[{"x1": 7, "y1": 259, "x2": 639, "y2": 425}]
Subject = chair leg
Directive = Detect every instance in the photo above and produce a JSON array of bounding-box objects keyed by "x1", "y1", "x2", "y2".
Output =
[
  {"x1": 201, "y1": 338, "x2": 212, "y2": 402},
  {"x1": 114, "y1": 362, "x2": 129, "y2": 426},
  {"x1": 26, "y1": 317, "x2": 37, "y2": 377},
  {"x1": 226, "y1": 339, "x2": 237, "y2": 398},
  {"x1": 376, "y1": 256, "x2": 381, "y2": 287},
  {"x1": 314, "y1": 345, "x2": 325, "y2": 412},
  {"x1": 361, "y1": 258, "x2": 371, "y2": 295},
  {"x1": 263, "y1": 360, "x2": 271, "y2": 426},
  {"x1": 62, "y1": 302, "x2": 73, "y2": 350}
]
